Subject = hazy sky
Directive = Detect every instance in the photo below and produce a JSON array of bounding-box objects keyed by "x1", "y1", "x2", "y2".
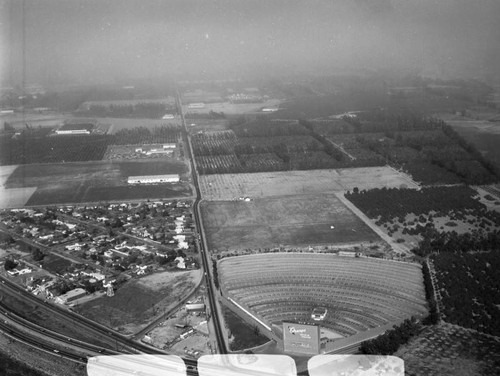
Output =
[{"x1": 2, "y1": 0, "x2": 500, "y2": 86}]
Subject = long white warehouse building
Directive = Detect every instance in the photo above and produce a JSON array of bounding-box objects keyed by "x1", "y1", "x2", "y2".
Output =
[{"x1": 127, "y1": 174, "x2": 180, "y2": 184}]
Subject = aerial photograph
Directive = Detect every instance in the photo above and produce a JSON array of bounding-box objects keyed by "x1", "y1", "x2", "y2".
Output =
[{"x1": 1, "y1": 0, "x2": 499, "y2": 375}]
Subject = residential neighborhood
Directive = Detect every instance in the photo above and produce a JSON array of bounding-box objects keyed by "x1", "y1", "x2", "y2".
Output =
[{"x1": 0, "y1": 200, "x2": 199, "y2": 307}]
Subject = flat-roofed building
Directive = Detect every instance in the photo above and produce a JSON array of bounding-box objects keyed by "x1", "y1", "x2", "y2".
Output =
[
  {"x1": 127, "y1": 174, "x2": 180, "y2": 184},
  {"x1": 135, "y1": 143, "x2": 177, "y2": 155},
  {"x1": 55, "y1": 288, "x2": 87, "y2": 304},
  {"x1": 55, "y1": 122, "x2": 95, "y2": 135}
]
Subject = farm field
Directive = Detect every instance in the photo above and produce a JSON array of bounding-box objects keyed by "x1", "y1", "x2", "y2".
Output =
[
  {"x1": 81, "y1": 98, "x2": 176, "y2": 107},
  {"x1": 186, "y1": 119, "x2": 230, "y2": 132},
  {"x1": 75, "y1": 269, "x2": 202, "y2": 335},
  {"x1": 81, "y1": 184, "x2": 191, "y2": 203},
  {"x1": 92, "y1": 117, "x2": 181, "y2": 134},
  {"x1": 433, "y1": 113, "x2": 500, "y2": 175},
  {"x1": 447, "y1": 120, "x2": 500, "y2": 171},
  {"x1": 0, "y1": 165, "x2": 37, "y2": 208},
  {"x1": 190, "y1": 115, "x2": 498, "y2": 182},
  {"x1": 0, "y1": 112, "x2": 69, "y2": 129},
  {"x1": 3, "y1": 160, "x2": 191, "y2": 206},
  {"x1": 395, "y1": 322, "x2": 500, "y2": 376},
  {"x1": 183, "y1": 99, "x2": 281, "y2": 115},
  {"x1": 201, "y1": 194, "x2": 381, "y2": 251},
  {"x1": 199, "y1": 166, "x2": 418, "y2": 201}
]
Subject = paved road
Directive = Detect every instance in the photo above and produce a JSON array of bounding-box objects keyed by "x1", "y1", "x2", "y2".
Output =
[{"x1": 175, "y1": 87, "x2": 227, "y2": 355}]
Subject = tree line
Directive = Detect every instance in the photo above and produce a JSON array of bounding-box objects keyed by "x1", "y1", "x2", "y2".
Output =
[{"x1": 360, "y1": 317, "x2": 421, "y2": 355}]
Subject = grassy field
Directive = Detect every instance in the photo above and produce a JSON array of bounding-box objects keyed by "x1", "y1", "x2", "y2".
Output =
[
  {"x1": 199, "y1": 166, "x2": 418, "y2": 201},
  {"x1": 201, "y1": 194, "x2": 380, "y2": 250},
  {"x1": 3, "y1": 160, "x2": 191, "y2": 206},
  {"x1": 75, "y1": 269, "x2": 201, "y2": 335}
]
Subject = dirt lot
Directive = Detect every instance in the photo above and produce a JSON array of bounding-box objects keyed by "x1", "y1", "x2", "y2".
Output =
[
  {"x1": 199, "y1": 166, "x2": 419, "y2": 201},
  {"x1": 146, "y1": 304, "x2": 211, "y2": 358},
  {"x1": 75, "y1": 269, "x2": 202, "y2": 335},
  {"x1": 201, "y1": 194, "x2": 380, "y2": 251}
]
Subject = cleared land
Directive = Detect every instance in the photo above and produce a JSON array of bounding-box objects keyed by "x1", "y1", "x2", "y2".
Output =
[
  {"x1": 199, "y1": 166, "x2": 418, "y2": 201},
  {"x1": 201, "y1": 194, "x2": 380, "y2": 251},
  {"x1": 3, "y1": 160, "x2": 191, "y2": 206},
  {"x1": 219, "y1": 253, "x2": 427, "y2": 339},
  {"x1": 75, "y1": 269, "x2": 202, "y2": 335}
]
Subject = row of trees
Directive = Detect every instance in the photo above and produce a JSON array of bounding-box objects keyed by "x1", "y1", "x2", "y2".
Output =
[
  {"x1": 413, "y1": 229, "x2": 500, "y2": 257},
  {"x1": 421, "y1": 261, "x2": 439, "y2": 325},
  {"x1": 360, "y1": 317, "x2": 421, "y2": 355},
  {"x1": 308, "y1": 112, "x2": 500, "y2": 185},
  {"x1": 355, "y1": 126, "x2": 498, "y2": 185},
  {"x1": 345, "y1": 186, "x2": 489, "y2": 224}
]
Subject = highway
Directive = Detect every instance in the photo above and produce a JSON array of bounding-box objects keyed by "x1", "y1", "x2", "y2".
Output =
[
  {"x1": 0, "y1": 299, "x2": 119, "y2": 357},
  {"x1": 0, "y1": 274, "x2": 202, "y2": 373},
  {"x1": 0, "y1": 275, "x2": 145, "y2": 353},
  {"x1": 175, "y1": 88, "x2": 228, "y2": 355}
]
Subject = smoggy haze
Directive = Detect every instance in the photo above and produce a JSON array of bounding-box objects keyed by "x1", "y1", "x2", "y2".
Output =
[{"x1": 2, "y1": 0, "x2": 500, "y2": 86}]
